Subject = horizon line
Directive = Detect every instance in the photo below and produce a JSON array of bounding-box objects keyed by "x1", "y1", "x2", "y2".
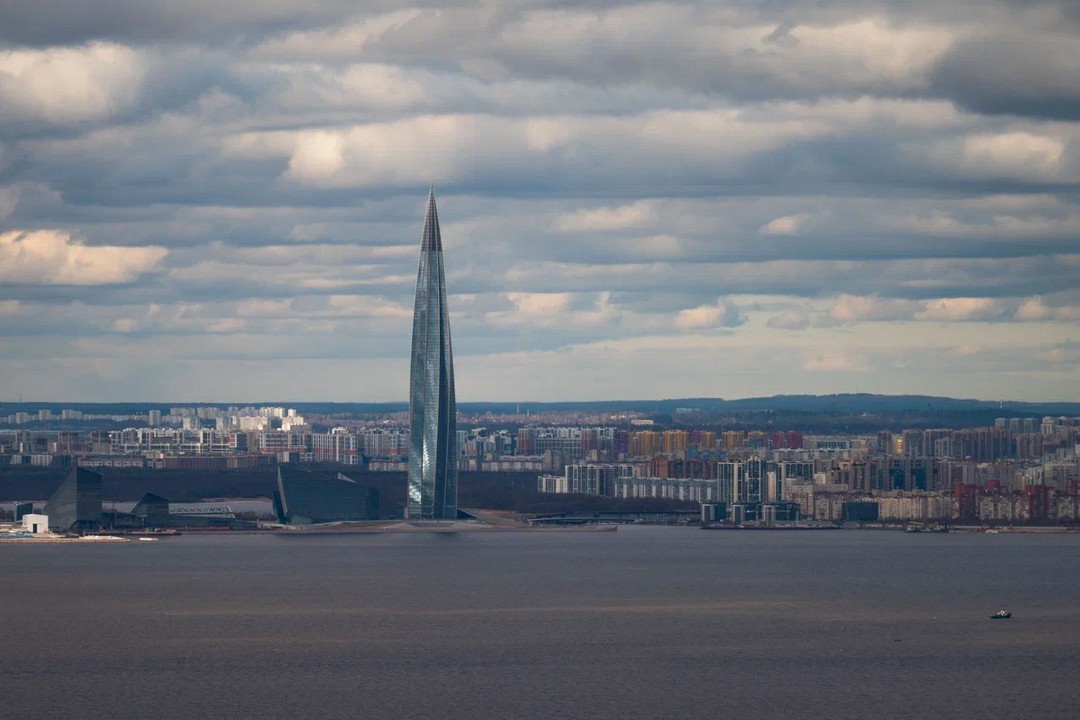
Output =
[{"x1": 2, "y1": 393, "x2": 1079, "y2": 407}]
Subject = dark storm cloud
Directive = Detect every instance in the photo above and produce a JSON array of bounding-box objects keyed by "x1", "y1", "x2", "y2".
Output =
[
  {"x1": 0, "y1": 0, "x2": 369, "y2": 45},
  {"x1": 930, "y1": 36, "x2": 1080, "y2": 120}
]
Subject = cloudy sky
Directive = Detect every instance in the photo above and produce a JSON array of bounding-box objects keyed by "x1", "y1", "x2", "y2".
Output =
[{"x1": 1, "y1": 0, "x2": 1078, "y2": 403}]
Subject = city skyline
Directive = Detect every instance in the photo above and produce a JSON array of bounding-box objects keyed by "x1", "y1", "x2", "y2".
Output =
[
  {"x1": 1, "y1": 1, "x2": 1079, "y2": 403},
  {"x1": 407, "y1": 189, "x2": 458, "y2": 520}
]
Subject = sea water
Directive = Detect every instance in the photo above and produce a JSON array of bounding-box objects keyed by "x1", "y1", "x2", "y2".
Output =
[{"x1": 2, "y1": 526, "x2": 1078, "y2": 719}]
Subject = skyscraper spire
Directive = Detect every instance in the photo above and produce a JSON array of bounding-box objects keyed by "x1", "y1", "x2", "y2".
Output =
[
  {"x1": 407, "y1": 188, "x2": 458, "y2": 520},
  {"x1": 421, "y1": 185, "x2": 441, "y2": 251}
]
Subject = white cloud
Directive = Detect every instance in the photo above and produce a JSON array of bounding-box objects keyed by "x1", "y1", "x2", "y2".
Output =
[
  {"x1": 253, "y1": 10, "x2": 423, "y2": 60},
  {"x1": 0, "y1": 42, "x2": 145, "y2": 124},
  {"x1": 759, "y1": 213, "x2": 809, "y2": 236},
  {"x1": 638, "y1": 19, "x2": 951, "y2": 100},
  {"x1": 963, "y1": 132, "x2": 1065, "y2": 173},
  {"x1": 675, "y1": 305, "x2": 725, "y2": 329},
  {"x1": 1015, "y1": 297, "x2": 1080, "y2": 322},
  {"x1": 207, "y1": 318, "x2": 246, "y2": 333},
  {"x1": 168, "y1": 259, "x2": 410, "y2": 291},
  {"x1": 918, "y1": 131, "x2": 1075, "y2": 182},
  {"x1": 483, "y1": 291, "x2": 619, "y2": 329},
  {"x1": 280, "y1": 114, "x2": 516, "y2": 187},
  {"x1": 0, "y1": 230, "x2": 167, "y2": 285},
  {"x1": 496, "y1": 10, "x2": 954, "y2": 95},
  {"x1": 675, "y1": 298, "x2": 745, "y2": 330},
  {"x1": 915, "y1": 298, "x2": 1004, "y2": 322},
  {"x1": 275, "y1": 63, "x2": 430, "y2": 113},
  {"x1": 230, "y1": 107, "x2": 833, "y2": 189},
  {"x1": 556, "y1": 201, "x2": 655, "y2": 233},
  {"x1": 286, "y1": 131, "x2": 346, "y2": 180},
  {"x1": 523, "y1": 118, "x2": 578, "y2": 152},
  {"x1": 507, "y1": 292, "x2": 572, "y2": 317},
  {"x1": 804, "y1": 351, "x2": 862, "y2": 372},
  {"x1": 824, "y1": 294, "x2": 915, "y2": 324},
  {"x1": 111, "y1": 318, "x2": 138, "y2": 333},
  {"x1": 485, "y1": 292, "x2": 573, "y2": 328},
  {"x1": 766, "y1": 308, "x2": 810, "y2": 330},
  {"x1": 765, "y1": 97, "x2": 966, "y2": 131},
  {"x1": 823, "y1": 295, "x2": 1013, "y2": 324}
]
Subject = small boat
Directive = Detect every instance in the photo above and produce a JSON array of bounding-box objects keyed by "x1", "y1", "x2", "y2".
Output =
[{"x1": 988, "y1": 610, "x2": 1012, "y2": 619}]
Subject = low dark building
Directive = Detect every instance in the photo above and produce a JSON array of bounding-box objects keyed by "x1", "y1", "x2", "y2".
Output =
[
  {"x1": 13, "y1": 502, "x2": 34, "y2": 522},
  {"x1": 44, "y1": 467, "x2": 103, "y2": 532},
  {"x1": 701, "y1": 503, "x2": 727, "y2": 523},
  {"x1": 131, "y1": 493, "x2": 171, "y2": 528},
  {"x1": 101, "y1": 509, "x2": 144, "y2": 530},
  {"x1": 274, "y1": 465, "x2": 379, "y2": 524},
  {"x1": 842, "y1": 501, "x2": 880, "y2": 522},
  {"x1": 134, "y1": 495, "x2": 255, "y2": 529},
  {"x1": 730, "y1": 502, "x2": 761, "y2": 523},
  {"x1": 762, "y1": 502, "x2": 801, "y2": 523},
  {"x1": 730, "y1": 502, "x2": 801, "y2": 524}
]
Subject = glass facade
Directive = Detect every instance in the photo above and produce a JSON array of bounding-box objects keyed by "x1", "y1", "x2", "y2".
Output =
[
  {"x1": 274, "y1": 465, "x2": 380, "y2": 524},
  {"x1": 408, "y1": 188, "x2": 458, "y2": 520},
  {"x1": 43, "y1": 467, "x2": 103, "y2": 532},
  {"x1": 131, "y1": 492, "x2": 171, "y2": 528}
]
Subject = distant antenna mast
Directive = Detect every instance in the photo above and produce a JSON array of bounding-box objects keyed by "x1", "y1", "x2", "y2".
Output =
[{"x1": 999, "y1": 393, "x2": 1004, "y2": 409}]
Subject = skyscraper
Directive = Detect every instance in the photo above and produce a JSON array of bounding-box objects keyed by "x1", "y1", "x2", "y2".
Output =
[{"x1": 408, "y1": 188, "x2": 458, "y2": 520}]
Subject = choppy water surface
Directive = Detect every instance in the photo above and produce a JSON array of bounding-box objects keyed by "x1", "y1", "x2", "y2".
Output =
[{"x1": 3, "y1": 527, "x2": 1079, "y2": 719}]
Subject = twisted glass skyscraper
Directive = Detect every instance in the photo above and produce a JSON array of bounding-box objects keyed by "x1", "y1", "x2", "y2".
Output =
[{"x1": 407, "y1": 188, "x2": 458, "y2": 520}]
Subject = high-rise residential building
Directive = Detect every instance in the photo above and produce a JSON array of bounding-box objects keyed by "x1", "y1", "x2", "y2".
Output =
[
  {"x1": 407, "y1": 188, "x2": 458, "y2": 520},
  {"x1": 694, "y1": 430, "x2": 717, "y2": 451},
  {"x1": 722, "y1": 430, "x2": 744, "y2": 451},
  {"x1": 517, "y1": 427, "x2": 537, "y2": 455},
  {"x1": 662, "y1": 430, "x2": 689, "y2": 454},
  {"x1": 629, "y1": 430, "x2": 660, "y2": 456},
  {"x1": 717, "y1": 459, "x2": 767, "y2": 505}
]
